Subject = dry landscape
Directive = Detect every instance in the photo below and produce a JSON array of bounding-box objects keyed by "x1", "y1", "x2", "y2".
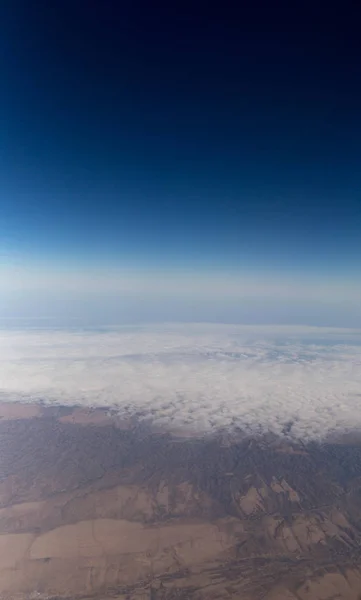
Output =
[{"x1": 1, "y1": 403, "x2": 361, "y2": 599}]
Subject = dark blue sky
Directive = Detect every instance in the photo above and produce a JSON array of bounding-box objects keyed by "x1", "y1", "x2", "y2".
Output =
[{"x1": 2, "y1": 1, "x2": 361, "y2": 282}]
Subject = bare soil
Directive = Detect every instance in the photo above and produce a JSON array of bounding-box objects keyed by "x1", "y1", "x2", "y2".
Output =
[{"x1": 1, "y1": 403, "x2": 361, "y2": 599}]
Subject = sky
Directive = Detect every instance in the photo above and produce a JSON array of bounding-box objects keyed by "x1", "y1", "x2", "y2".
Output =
[{"x1": 1, "y1": 2, "x2": 361, "y2": 326}]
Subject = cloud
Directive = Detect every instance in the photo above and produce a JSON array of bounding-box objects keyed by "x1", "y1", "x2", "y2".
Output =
[
  {"x1": 1, "y1": 324, "x2": 361, "y2": 440},
  {"x1": 1, "y1": 263, "x2": 360, "y2": 327},
  {"x1": 1, "y1": 262, "x2": 361, "y2": 305}
]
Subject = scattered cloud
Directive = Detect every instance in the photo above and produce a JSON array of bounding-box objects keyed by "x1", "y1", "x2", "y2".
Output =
[{"x1": 0, "y1": 324, "x2": 361, "y2": 440}]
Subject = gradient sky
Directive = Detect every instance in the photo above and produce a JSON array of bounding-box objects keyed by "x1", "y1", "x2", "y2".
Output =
[{"x1": 1, "y1": 2, "x2": 361, "y2": 326}]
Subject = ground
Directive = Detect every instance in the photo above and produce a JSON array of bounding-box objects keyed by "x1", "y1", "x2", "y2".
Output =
[{"x1": 1, "y1": 403, "x2": 361, "y2": 599}]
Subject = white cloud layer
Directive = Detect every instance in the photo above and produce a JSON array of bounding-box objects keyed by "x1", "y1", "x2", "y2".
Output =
[{"x1": 1, "y1": 324, "x2": 361, "y2": 440}]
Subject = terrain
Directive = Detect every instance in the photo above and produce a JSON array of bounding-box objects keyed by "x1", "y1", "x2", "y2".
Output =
[{"x1": 1, "y1": 403, "x2": 361, "y2": 599}]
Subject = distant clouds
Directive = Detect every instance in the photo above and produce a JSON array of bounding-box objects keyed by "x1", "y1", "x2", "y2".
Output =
[
  {"x1": 1, "y1": 263, "x2": 360, "y2": 302},
  {"x1": 1, "y1": 324, "x2": 361, "y2": 440},
  {"x1": 1, "y1": 262, "x2": 361, "y2": 327}
]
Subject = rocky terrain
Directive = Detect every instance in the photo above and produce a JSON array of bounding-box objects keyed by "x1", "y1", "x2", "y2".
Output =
[{"x1": 1, "y1": 403, "x2": 361, "y2": 599}]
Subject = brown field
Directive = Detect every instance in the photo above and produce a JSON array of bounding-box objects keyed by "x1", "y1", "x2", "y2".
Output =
[{"x1": 1, "y1": 402, "x2": 361, "y2": 599}]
